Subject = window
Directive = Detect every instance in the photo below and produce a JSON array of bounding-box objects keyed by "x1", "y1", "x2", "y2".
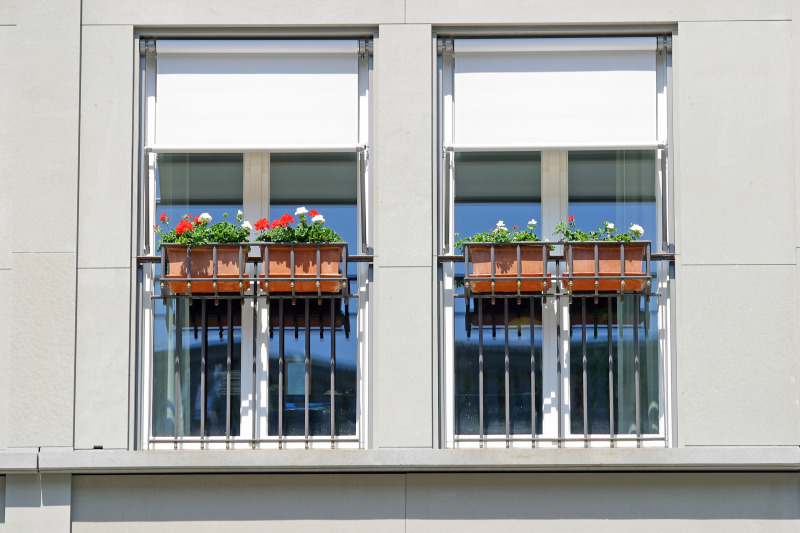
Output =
[
  {"x1": 438, "y1": 37, "x2": 672, "y2": 448},
  {"x1": 138, "y1": 39, "x2": 372, "y2": 449}
]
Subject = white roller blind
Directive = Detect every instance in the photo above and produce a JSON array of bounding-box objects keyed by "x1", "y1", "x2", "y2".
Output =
[
  {"x1": 453, "y1": 37, "x2": 658, "y2": 147},
  {"x1": 154, "y1": 40, "x2": 359, "y2": 148}
]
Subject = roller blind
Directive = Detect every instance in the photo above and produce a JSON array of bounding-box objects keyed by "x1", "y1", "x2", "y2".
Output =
[
  {"x1": 154, "y1": 40, "x2": 359, "y2": 147},
  {"x1": 453, "y1": 37, "x2": 658, "y2": 146}
]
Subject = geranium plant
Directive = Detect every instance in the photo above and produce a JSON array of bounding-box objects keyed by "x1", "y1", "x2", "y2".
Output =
[
  {"x1": 253, "y1": 207, "x2": 342, "y2": 243},
  {"x1": 553, "y1": 216, "x2": 644, "y2": 242},
  {"x1": 156, "y1": 210, "x2": 252, "y2": 248},
  {"x1": 455, "y1": 219, "x2": 541, "y2": 251}
]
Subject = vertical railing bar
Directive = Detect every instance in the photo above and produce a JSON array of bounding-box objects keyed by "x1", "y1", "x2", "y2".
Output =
[
  {"x1": 516, "y1": 243, "x2": 521, "y2": 299},
  {"x1": 360, "y1": 150, "x2": 368, "y2": 254},
  {"x1": 316, "y1": 244, "x2": 321, "y2": 301},
  {"x1": 174, "y1": 300, "x2": 182, "y2": 446},
  {"x1": 304, "y1": 297, "x2": 311, "y2": 447},
  {"x1": 608, "y1": 296, "x2": 615, "y2": 447},
  {"x1": 661, "y1": 148, "x2": 669, "y2": 252},
  {"x1": 478, "y1": 299, "x2": 484, "y2": 447},
  {"x1": 581, "y1": 296, "x2": 588, "y2": 446},
  {"x1": 200, "y1": 298, "x2": 207, "y2": 447},
  {"x1": 490, "y1": 245, "x2": 496, "y2": 304},
  {"x1": 443, "y1": 151, "x2": 452, "y2": 254},
  {"x1": 530, "y1": 295, "x2": 536, "y2": 447},
  {"x1": 278, "y1": 300, "x2": 285, "y2": 447},
  {"x1": 226, "y1": 299, "x2": 232, "y2": 446},
  {"x1": 251, "y1": 278, "x2": 258, "y2": 449},
  {"x1": 330, "y1": 297, "x2": 336, "y2": 447},
  {"x1": 556, "y1": 283, "x2": 563, "y2": 447},
  {"x1": 621, "y1": 243, "x2": 626, "y2": 277},
  {"x1": 634, "y1": 296, "x2": 641, "y2": 446},
  {"x1": 212, "y1": 244, "x2": 218, "y2": 286},
  {"x1": 504, "y1": 298, "x2": 510, "y2": 447}
]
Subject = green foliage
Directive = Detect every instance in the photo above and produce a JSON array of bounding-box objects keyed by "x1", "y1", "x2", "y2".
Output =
[
  {"x1": 455, "y1": 219, "x2": 541, "y2": 252},
  {"x1": 156, "y1": 211, "x2": 251, "y2": 249},
  {"x1": 553, "y1": 217, "x2": 644, "y2": 242},
  {"x1": 254, "y1": 208, "x2": 343, "y2": 244}
]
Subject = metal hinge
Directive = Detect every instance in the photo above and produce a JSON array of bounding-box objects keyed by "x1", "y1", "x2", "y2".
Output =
[
  {"x1": 437, "y1": 38, "x2": 454, "y2": 56},
  {"x1": 657, "y1": 36, "x2": 672, "y2": 55},
  {"x1": 139, "y1": 38, "x2": 155, "y2": 56},
  {"x1": 358, "y1": 40, "x2": 373, "y2": 60}
]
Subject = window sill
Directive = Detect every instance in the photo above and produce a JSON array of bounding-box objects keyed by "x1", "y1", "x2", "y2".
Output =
[{"x1": 28, "y1": 447, "x2": 800, "y2": 475}]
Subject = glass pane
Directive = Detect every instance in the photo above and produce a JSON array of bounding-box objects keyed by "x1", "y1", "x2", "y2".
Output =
[
  {"x1": 454, "y1": 152, "x2": 542, "y2": 243},
  {"x1": 453, "y1": 152, "x2": 543, "y2": 437},
  {"x1": 568, "y1": 295, "x2": 659, "y2": 436},
  {"x1": 152, "y1": 153, "x2": 244, "y2": 439},
  {"x1": 152, "y1": 298, "x2": 242, "y2": 438},
  {"x1": 156, "y1": 153, "x2": 244, "y2": 225},
  {"x1": 566, "y1": 150, "x2": 659, "y2": 437},
  {"x1": 267, "y1": 152, "x2": 359, "y2": 437},
  {"x1": 567, "y1": 150, "x2": 656, "y2": 241}
]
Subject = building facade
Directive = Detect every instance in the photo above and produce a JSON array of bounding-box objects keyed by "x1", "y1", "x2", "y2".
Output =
[{"x1": 1, "y1": 0, "x2": 800, "y2": 531}]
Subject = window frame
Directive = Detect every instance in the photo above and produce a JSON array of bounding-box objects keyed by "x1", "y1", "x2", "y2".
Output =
[
  {"x1": 437, "y1": 35, "x2": 674, "y2": 449},
  {"x1": 136, "y1": 37, "x2": 374, "y2": 450}
]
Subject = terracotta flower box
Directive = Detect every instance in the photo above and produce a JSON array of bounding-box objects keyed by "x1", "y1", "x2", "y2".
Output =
[
  {"x1": 563, "y1": 242, "x2": 648, "y2": 292},
  {"x1": 260, "y1": 244, "x2": 344, "y2": 293},
  {"x1": 163, "y1": 245, "x2": 248, "y2": 294},
  {"x1": 466, "y1": 243, "x2": 550, "y2": 293}
]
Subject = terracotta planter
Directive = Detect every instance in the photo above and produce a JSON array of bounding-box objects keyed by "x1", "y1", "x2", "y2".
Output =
[
  {"x1": 466, "y1": 243, "x2": 550, "y2": 293},
  {"x1": 163, "y1": 245, "x2": 248, "y2": 294},
  {"x1": 563, "y1": 242, "x2": 648, "y2": 292},
  {"x1": 261, "y1": 244, "x2": 344, "y2": 293}
]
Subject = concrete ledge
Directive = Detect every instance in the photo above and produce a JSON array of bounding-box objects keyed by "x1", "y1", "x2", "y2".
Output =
[
  {"x1": 0, "y1": 451, "x2": 39, "y2": 473},
  {"x1": 37, "y1": 447, "x2": 800, "y2": 474}
]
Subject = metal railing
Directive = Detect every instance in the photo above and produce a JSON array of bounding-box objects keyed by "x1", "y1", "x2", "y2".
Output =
[
  {"x1": 139, "y1": 243, "x2": 371, "y2": 449},
  {"x1": 442, "y1": 242, "x2": 672, "y2": 448}
]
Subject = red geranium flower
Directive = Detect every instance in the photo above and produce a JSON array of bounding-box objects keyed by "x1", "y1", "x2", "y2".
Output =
[
  {"x1": 309, "y1": 209, "x2": 320, "y2": 217},
  {"x1": 568, "y1": 215, "x2": 575, "y2": 222},
  {"x1": 272, "y1": 218, "x2": 287, "y2": 228},
  {"x1": 513, "y1": 226, "x2": 519, "y2": 230},
  {"x1": 160, "y1": 212, "x2": 167, "y2": 222},
  {"x1": 192, "y1": 216, "x2": 200, "y2": 225},
  {"x1": 281, "y1": 213, "x2": 295, "y2": 224},
  {"x1": 254, "y1": 218, "x2": 270, "y2": 231},
  {"x1": 175, "y1": 220, "x2": 194, "y2": 235}
]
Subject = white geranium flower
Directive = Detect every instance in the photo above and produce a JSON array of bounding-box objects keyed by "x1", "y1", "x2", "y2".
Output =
[
  {"x1": 630, "y1": 224, "x2": 644, "y2": 237},
  {"x1": 295, "y1": 206, "x2": 308, "y2": 216},
  {"x1": 241, "y1": 221, "x2": 253, "y2": 231},
  {"x1": 198, "y1": 213, "x2": 212, "y2": 223},
  {"x1": 528, "y1": 218, "x2": 537, "y2": 226},
  {"x1": 496, "y1": 220, "x2": 506, "y2": 228},
  {"x1": 237, "y1": 210, "x2": 243, "y2": 216},
  {"x1": 607, "y1": 222, "x2": 615, "y2": 230},
  {"x1": 312, "y1": 214, "x2": 325, "y2": 223}
]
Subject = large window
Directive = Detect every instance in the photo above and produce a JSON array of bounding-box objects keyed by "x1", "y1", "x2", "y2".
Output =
[
  {"x1": 439, "y1": 37, "x2": 672, "y2": 448},
  {"x1": 138, "y1": 39, "x2": 371, "y2": 449}
]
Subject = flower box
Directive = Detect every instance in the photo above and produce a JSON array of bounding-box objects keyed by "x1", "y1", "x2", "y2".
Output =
[
  {"x1": 465, "y1": 243, "x2": 550, "y2": 294},
  {"x1": 563, "y1": 241, "x2": 649, "y2": 292},
  {"x1": 163, "y1": 244, "x2": 248, "y2": 294},
  {"x1": 260, "y1": 244, "x2": 345, "y2": 293}
]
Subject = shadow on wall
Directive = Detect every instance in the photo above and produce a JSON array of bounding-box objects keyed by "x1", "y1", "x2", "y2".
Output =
[
  {"x1": 406, "y1": 473, "x2": 800, "y2": 522},
  {"x1": 69, "y1": 472, "x2": 800, "y2": 528}
]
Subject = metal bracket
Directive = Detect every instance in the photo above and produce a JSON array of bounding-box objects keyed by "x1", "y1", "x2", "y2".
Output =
[
  {"x1": 657, "y1": 36, "x2": 672, "y2": 55},
  {"x1": 437, "y1": 38, "x2": 454, "y2": 56},
  {"x1": 139, "y1": 38, "x2": 155, "y2": 56},
  {"x1": 358, "y1": 40, "x2": 373, "y2": 60}
]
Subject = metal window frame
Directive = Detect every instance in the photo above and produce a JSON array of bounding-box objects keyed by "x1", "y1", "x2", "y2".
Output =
[
  {"x1": 136, "y1": 37, "x2": 374, "y2": 451},
  {"x1": 437, "y1": 34, "x2": 675, "y2": 449}
]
